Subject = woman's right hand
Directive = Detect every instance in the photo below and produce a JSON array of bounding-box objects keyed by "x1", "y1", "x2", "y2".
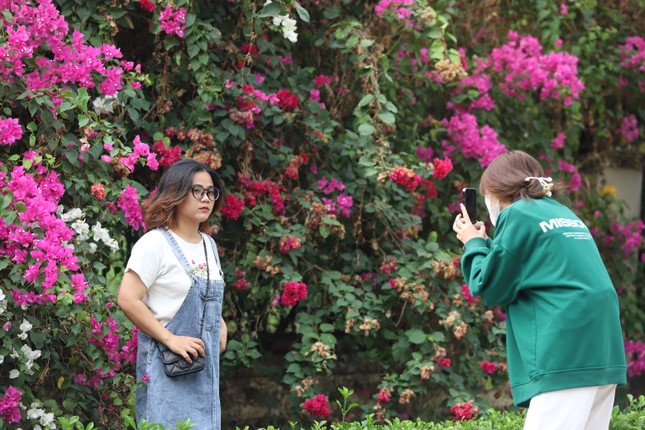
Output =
[
  {"x1": 166, "y1": 335, "x2": 206, "y2": 363},
  {"x1": 453, "y1": 203, "x2": 488, "y2": 245},
  {"x1": 118, "y1": 271, "x2": 205, "y2": 362}
]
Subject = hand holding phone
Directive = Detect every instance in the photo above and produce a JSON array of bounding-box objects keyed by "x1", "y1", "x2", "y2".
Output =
[{"x1": 462, "y1": 188, "x2": 477, "y2": 222}]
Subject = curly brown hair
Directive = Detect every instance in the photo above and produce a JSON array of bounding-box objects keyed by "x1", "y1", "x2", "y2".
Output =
[{"x1": 142, "y1": 159, "x2": 224, "y2": 231}]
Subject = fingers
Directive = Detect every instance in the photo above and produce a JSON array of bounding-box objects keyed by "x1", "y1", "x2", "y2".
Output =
[
  {"x1": 169, "y1": 336, "x2": 206, "y2": 363},
  {"x1": 188, "y1": 338, "x2": 206, "y2": 359},
  {"x1": 459, "y1": 203, "x2": 472, "y2": 223}
]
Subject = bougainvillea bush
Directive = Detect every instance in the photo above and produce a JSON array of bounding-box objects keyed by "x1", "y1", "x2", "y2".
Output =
[{"x1": 1, "y1": 0, "x2": 644, "y2": 428}]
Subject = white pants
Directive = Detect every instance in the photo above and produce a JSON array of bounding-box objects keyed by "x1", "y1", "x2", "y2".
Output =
[{"x1": 524, "y1": 385, "x2": 616, "y2": 430}]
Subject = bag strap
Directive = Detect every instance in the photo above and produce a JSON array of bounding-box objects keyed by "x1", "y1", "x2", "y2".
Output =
[{"x1": 203, "y1": 233, "x2": 224, "y2": 279}]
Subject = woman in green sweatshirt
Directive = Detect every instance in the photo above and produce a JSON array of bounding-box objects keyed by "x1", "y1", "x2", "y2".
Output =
[{"x1": 452, "y1": 151, "x2": 626, "y2": 430}]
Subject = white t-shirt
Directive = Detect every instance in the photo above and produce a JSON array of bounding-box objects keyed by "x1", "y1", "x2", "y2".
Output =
[{"x1": 125, "y1": 229, "x2": 223, "y2": 326}]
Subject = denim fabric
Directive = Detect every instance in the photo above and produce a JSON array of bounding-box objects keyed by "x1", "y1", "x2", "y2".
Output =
[{"x1": 136, "y1": 229, "x2": 224, "y2": 429}]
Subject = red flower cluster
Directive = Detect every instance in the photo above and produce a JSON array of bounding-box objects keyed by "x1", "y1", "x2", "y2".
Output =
[
  {"x1": 450, "y1": 400, "x2": 478, "y2": 421},
  {"x1": 480, "y1": 360, "x2": 498, "y2": 374},
  {"x1": 301, "y1": 394, "x2": 330, "y2": 418},
  {"x1": 219, "y1": 194, "x2": 245, "y2": 220},
  {"x1": 436, "y1": 357, "x2": 451, "y2": 367},
  {"x1": 379, "y1": 257, "x2": 398, "y2": 275},
  {"x1": 279, "y1": 235, "x2": 302, "y2": 254},
  {"x1": 432, "y1": 157, "x2": 453, "y2": 179},
  {"x1": 283, "y1": 153, "x2": 309, "y2": 180},
  {"x1": 313, "y1": 74, "x2": 333, "y2": 87},
  {"x1": 91, "y1": 183, "x2": 107, "y2": 201},
  {"x1": 152, "y1": 140, "x2": 182, "y2": 167},
  {"x1": 139, "y1": 0, "x2": 156, "y2": 12},
  {"x1": 420, "y1": 179, "x2": 438, "y2": 199},
  {"x1": 460, "y1": 284, "x2": 479, "y2": 303},
  {"x1": 376, "y1": 387, "x2": 391, "y2": 404},
  {"x1": 389, "y1": 166, "x2": 421, "y2": 192},
  {"x1": 276, "y1": 88, "x2": 300, "y2": 111},
  {"x1": 237, "y1": 173, "x2": 286, "y2": 215},
  {"x1": 233, "y1": 269, "x2": 251, "y2": 291},
  {"x1": 280, "y1": 281, "x2": 308, "y2": 306},
  {"x1": 240, "y1": 42, "x2": 259, "y2": 55},
  {"x1": 230, "y1": 97, "x2": 261, "y2": 129}
]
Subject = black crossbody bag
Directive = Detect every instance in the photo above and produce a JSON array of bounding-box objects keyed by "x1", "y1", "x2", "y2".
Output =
[{"x1": 157, "y1": 236, "x2": 210, "y2": 377}]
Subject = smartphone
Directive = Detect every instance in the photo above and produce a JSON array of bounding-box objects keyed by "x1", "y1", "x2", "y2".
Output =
[{"x1": 462, "y1": 188, "x2": 477, "y2": 221}]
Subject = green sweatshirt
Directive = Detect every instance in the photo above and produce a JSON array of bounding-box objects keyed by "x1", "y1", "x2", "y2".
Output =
[{"x1": 462, "y1": 197, "x2": 627, "y2": 407}]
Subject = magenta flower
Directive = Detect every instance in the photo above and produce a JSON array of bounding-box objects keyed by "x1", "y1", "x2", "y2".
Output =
[
  {"x1": 280, "y1": 281, "x2": 308, "y2": 306},
  {"x1": 0, "y1": 118, "x2": 22, "y2": 146},
  {"x1": 0, "y1": 386, "x2": 23, "y2": 424},
  {"x1": 301, "y1": 394, "x2": 330, "y2": 418},
  {"x1": 117, "y1": 185, "x2": 145, "y2": 230},
  {"x1": 159, "y1": 6, "x2": 187, "y2": 38}
]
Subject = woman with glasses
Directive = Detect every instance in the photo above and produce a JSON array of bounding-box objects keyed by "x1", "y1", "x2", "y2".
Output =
[{"x1": 117, "y1": 158, "x2": 227, "y2": 429}]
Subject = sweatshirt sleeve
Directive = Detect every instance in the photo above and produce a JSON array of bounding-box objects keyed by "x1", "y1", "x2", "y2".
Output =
[{"x1": 461, "y1": 236, "x2": 523, "y2": 306}]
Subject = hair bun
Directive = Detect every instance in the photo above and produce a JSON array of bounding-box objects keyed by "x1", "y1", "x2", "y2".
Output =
[{"x1": 524, "y1": 176, "x2": 553, "y2": 197}]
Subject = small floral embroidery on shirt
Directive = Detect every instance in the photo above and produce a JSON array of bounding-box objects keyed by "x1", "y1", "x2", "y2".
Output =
[{"x1": 191, "y1": 259, "x2": 209, "y2": 278}]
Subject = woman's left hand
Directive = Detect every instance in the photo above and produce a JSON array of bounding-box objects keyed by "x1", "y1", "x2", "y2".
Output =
[
  {"x1": 219, "y1": 317, "x2": 227, "y2": 353},
  {"x1": 453, "y1": 203, "x2": 488, "y2": 245}
]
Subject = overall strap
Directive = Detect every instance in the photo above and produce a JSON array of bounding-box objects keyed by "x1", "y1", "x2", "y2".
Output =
[{"x1": 158, "y1": 228, "x2": 195, "y2": 277}]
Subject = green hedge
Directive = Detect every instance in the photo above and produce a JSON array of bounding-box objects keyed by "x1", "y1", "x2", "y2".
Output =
[{"x1": 54, "y1": 395, "x2": 645, "y2": 430}]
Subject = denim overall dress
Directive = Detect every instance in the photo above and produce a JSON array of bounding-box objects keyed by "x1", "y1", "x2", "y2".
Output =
[{"x1": 136, "y1": 229, "x2": 225, "y2": 429}]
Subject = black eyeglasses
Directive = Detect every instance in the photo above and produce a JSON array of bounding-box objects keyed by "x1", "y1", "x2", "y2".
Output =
[{"x1": 191, "y1": 185, "x2": 220, "y2": 201}]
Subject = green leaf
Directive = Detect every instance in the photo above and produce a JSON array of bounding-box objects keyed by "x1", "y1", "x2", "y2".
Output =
[
  {"x1": 319, "y1": 225, "x2": 330, "y2": 238},
  {"x1": 426, "y1": 28, "x2": 443, "y2": 39},
  {"x1": 0, "y1": 195, "x2": 11, "y2": 210},
  {"x1": 428, "y1": 331, "x2": 445, "y2": 342},
  {"x1": 258, "y1": 2, "x2": 281, "y2": 18},
  {"x1": 357, "y1": 94, "x2": 374, "y2": 108},
  {"x1": 430, "y1": 39, "x2": 446, "y2": 60},
  {"x1": 407, "y1": 328, "x2": 426, "y2": 344},
  {"x1": 384, "y1": 101, "x2": 398, "y2": 113},
  {"x1": 78, "y1": 115, "x2": 90, "y2": 127},
  {"x1": 294, "y1": 1, "x2": 310, "y2": 23},
  {"x1": 319, "y1": 323, "x2": 335, "y2": 332},
  {"x1": 77, "y1": 6, "x2": 92, "y2": 23},
  {"x1": 323, "y1": 6, "x2": 341, "y2": 19},
  {"x1": 357, "y1": 123, "x2": 376, "y2": 136},
  {"x1": 378, "y1": 112, "x2": 396, "y2": 125}
]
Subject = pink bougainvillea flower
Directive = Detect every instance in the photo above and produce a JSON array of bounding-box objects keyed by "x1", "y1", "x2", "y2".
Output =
[
  {"x1": 620, "y1": 114, "x2": 640, "y2": 143},
  {"x1": 376, "y1": 387, "x2": 391, "y2": 404},
  {"x1": 480, "y1": 360, "x2": 497, "y2": 374},
  {"x1": 450, "y1": 400, "x2": 478, "y2": 421},
  {"x1": 279, "y1": 235, "x2": 302, "y2": 254},
  {"x1": 159, "y1": 6, "x2": 187, "y2": 38},
  {"x1": 551, "y1": 131, "x2": 566, "y2": 150},
  {"x1": 280, "y1": 281, "x2": 308, "y2": 306},
  {"x1": 313, "y1": 74, "x2": 332, "y2": 87},
  {"x1": 0, "y1": 386, "x2": 23, "y2": 424},
  {"x1": 625, "y1": 339, "x2": 645, "y2": 378},
  {"x1": 460, "y1": 284, "x2": 478, "y2": 303},
  {"x1": 432, "y1": 157, "x2": 453, "y2": 179},
  {"x1": 301, "y1": 394, "x2": 330, "y2": 418},
  {"x1": 276, "y1": 88, "x2": 300, "y2": 111},
  {"x1": 117, "y1": 185, "x2": 144, "y2": 230},
  {"x1": 219, "y1": 194, "x2": 245, "y2": 220},
  {"x1": 0, "y1": 118, "x2": 22, "y2": 146}
]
